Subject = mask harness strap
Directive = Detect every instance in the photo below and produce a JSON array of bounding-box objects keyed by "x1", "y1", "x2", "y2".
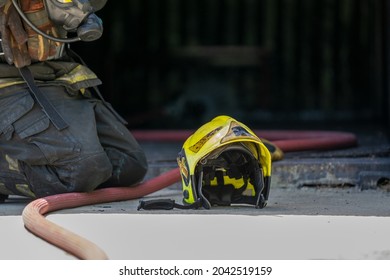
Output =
[
  {"x1": 0, "y1": 38, "x2": 4, "y2": 57},
  {"x1": 66, "y1": 46, "x2": 129, "y2": 125},
  {"x1": 138, "y1": 169, "x2": 204, "y2": 210},
  {"x1": 137, "y1": 198, "x2": 202, "y2": 210},
  {"x1": 18, "y1": 67, "x2": 69, "y2": 131}
]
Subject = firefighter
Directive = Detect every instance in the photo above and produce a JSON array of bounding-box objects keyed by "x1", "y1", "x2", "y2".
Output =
[{"x1": 0, "y1": 0, "x2": 148, "y2": 201}]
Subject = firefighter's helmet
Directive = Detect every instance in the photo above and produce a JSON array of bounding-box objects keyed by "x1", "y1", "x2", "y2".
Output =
[{"x1": 177, "y1": 115, "x2": 272, "y2": 209}]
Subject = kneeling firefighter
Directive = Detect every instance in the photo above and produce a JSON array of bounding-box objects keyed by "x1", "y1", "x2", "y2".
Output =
[
  {"x1": 139, "y1": 115, "x2": 280, "y2": 210},
  {"x1": 0, "y1": 0, "x2": 148, "y2": 201}
]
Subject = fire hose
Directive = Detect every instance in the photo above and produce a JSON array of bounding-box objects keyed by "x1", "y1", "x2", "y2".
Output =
[{"x1": 22, "y1": 129, "x2": 357, "y2": 260}]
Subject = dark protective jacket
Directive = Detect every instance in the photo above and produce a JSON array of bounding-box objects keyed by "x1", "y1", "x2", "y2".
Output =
[
  {"x1": 0, "y1": 0, "x2": 101, "y2": 91},
  {"x1": 0, "y1": 0, "x2": 149, "y2": 199}
]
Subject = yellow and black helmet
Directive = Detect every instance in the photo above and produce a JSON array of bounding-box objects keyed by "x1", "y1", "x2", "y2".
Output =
[{"x1": 177, "y1": 115, "x2": 272, "y2": 209}]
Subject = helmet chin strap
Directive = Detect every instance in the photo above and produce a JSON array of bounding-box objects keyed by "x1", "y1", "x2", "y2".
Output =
[{"x1": 12, "y1": 0, "x2": 82, "y2": 43}]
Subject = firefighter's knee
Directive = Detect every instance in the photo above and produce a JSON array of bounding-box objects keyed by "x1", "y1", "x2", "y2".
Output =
[{"x1": 70, "y1": 152, "x2": 113, "y2": 193}]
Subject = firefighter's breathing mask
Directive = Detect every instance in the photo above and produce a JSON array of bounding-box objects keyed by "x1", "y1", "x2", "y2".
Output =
[{"x1": 11, "y1": 0, "x2": 106, "y2": 43}]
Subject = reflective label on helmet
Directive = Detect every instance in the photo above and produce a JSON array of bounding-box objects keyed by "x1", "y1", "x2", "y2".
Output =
[
  {"x1": 189, "y1": 126, "x2": 223, "y2": 153},
  {"x1": 221, "y1": 121, "x2": 258, "y2": 144},
  {"x1": 177, "y1": 150, "x2": 190, "y2": 186}
]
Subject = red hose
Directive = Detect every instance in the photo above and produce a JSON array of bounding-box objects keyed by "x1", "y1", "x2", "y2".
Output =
[
  {"x1": 22, "y1": 129, "x2": 357, "y2": 259},
  {"x1": 22, "y1": 168, "x2": 181, "y2": 259},
  {"x1": 131, "y1": 129, "x2": 358, "y2": 152}
]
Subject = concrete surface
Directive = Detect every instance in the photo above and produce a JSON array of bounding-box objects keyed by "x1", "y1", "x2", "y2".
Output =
[
  {"x1": 2, "y1": 213, "x2": 390, "y2": 260},
  {"x1": 0, "y1": 127, "x2": 389, "y2": 260}
]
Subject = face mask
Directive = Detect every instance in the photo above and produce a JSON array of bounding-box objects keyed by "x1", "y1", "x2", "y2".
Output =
[
  {"x1": 43, "y1": 0, "x2": 104, "y2": 41},
  {"x1": 11, "y1": 0, "x2": 106, "y2": 43}
]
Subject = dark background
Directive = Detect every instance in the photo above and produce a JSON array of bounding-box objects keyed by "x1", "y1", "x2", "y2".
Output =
[{"x1": 73, "y1": 0, "x2": 390, "y2": 132}]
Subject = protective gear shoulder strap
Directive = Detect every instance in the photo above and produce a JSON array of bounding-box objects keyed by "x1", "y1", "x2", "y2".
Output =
[{"x1": 19, "y1": 66, "x2": 69, "y2": 130}]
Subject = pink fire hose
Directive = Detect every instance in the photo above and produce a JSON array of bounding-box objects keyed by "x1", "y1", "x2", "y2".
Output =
[{"x1": 22, "y1": 129, "x2": 357, "y2": 259}]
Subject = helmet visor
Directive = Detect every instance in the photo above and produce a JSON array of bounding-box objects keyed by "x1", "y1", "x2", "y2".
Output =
[{"x1": 195, "y1": 143, "x2": 265, "y2": 208}]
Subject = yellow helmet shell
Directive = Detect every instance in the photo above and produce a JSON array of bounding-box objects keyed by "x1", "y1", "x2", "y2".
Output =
[{"x1": 177, "y1": 115, "x2": 272, "y2": 208}]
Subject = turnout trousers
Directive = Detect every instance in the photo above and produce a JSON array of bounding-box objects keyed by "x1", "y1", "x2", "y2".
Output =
[{"x1": 0, "y1": 84, "x2": 148, "y2": 198}]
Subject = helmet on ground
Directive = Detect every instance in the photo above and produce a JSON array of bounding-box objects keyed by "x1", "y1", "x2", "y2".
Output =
[{"x1": 177, "y1": 115, "x2": 272, "y2": 209}]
